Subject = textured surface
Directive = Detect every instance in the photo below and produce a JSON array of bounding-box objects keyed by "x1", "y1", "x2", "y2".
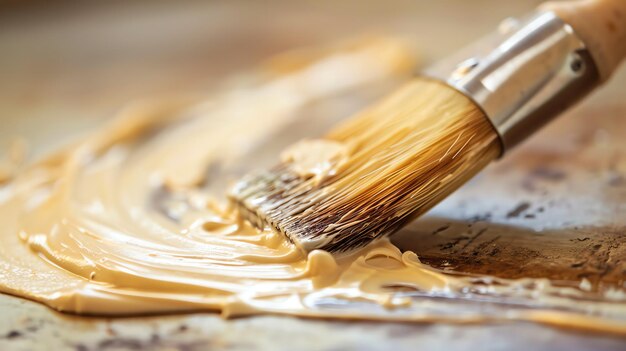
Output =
[
  {"x1": 2, "y1": 296, "x2": 625, "y2": 351},
  {"x1": 1, "y1": 0, "x2": 626, "y2": 350}
]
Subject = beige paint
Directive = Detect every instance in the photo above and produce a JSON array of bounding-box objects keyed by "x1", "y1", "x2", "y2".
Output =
[{"x1": 0, "y1": 38, "x2": 625, "y2": 335}]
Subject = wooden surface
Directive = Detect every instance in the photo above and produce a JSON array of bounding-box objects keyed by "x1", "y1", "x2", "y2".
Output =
[{"x1": 1, "y1": 1, "x2": 626, "y2": 350}]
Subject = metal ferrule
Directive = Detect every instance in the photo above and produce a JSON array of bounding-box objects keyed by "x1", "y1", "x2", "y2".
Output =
[{"x1": 426, "y1": 11, "x2": 600, "y2": 155}]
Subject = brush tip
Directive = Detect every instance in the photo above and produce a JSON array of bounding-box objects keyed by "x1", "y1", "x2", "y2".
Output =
[{"x1": 231, "y1": 79, "x2": 501, "y2": 253}]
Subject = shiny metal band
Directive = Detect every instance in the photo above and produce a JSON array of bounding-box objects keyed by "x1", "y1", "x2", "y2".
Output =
[{"x1": 426, "y1": 11, "x2": 600, "y2": 154}]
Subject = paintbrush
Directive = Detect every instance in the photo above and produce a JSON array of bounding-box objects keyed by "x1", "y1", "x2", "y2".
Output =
[{"x1": 230, "y1": 0, "x2": 626, "y2": 253}]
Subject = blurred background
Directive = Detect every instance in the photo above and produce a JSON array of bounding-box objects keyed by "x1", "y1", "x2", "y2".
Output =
[
  {"x1": 0, "y1": 0, "x2": 549, "y2": 157},
  {"x1": 3, "y1": 2, "x2": 626, "y2": 350}
]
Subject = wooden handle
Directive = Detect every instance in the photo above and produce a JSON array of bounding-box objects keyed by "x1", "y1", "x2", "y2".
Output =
[{"x1": 541, "y1": 0, "x2": 626, "y2": 82}]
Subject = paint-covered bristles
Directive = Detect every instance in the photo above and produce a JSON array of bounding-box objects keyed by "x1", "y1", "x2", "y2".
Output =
[{"x1": 230, "y1": 78, "x2": 501, "y2": 253}]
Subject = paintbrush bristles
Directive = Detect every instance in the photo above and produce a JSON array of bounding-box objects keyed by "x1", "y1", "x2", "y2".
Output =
[{"x1": 231, "y1": 78, "x2": 502, "y2": 253}]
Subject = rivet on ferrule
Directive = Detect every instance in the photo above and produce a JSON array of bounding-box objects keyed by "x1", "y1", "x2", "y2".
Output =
[{"x1": 426, "y1": 11, "x2": 600, "y2": 155}]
